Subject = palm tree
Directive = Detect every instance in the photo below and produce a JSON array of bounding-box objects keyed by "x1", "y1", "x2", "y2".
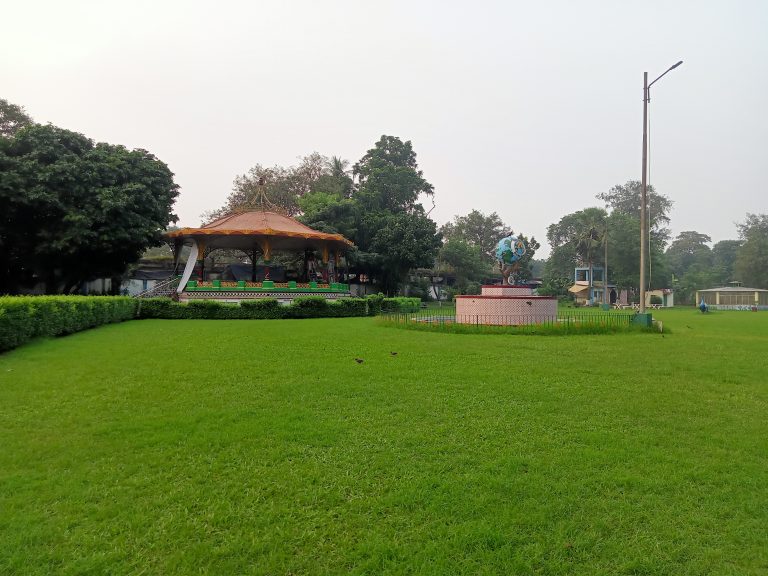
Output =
[{"x1": 575, "y1": 213, "x2": 607, "y2": 305}]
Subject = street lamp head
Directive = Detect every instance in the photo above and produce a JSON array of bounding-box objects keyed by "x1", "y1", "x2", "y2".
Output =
[{"x1": 670, "y1": 60, "x2": 684, "y2": 70}]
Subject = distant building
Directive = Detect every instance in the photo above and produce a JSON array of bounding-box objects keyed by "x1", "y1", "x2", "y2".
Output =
[
  {"x1": 568, "y1": 266, "x2": 626, "y2": 306},
  {"x1": 696, "y1": 285, "x2": 768, "y2": 310},
  {"x1": 645, "y1": 289, "x2": 674, "y2": 307}
]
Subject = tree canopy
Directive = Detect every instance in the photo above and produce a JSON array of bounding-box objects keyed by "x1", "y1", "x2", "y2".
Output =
[
  {"x1": 440, "y1": 210, "x2": 506, "y2": 263},
  {"x1": 734, "y1": 213, "x2": 768, "y2": 288},
  {"x1": 0, "y1": 124, "x2": 179, "y2": 294},
  {"x1": 0, "y1": 98, "x2": 33, "y2": 138}
]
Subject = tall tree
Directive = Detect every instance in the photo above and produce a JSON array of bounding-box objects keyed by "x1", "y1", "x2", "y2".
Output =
[
  {"x1": 438, "y1": 239, "x2": 489, "y2": 292},
  {"x1": 666, "y1": 231, "x2": 712, "y2": 277},
  {"x1": 440, "y1": 210, "x2": 506, "y2": 263},
  {"x1": 346, "y1": 136, "x2": 440, "y2": 293},
  {"x1": 0, "y1": 124, "x2": 179, "y2": 294},
  {"x1": 545, "y1": 207, "x2": 608, "y2": 281},
  {"x1": 734, "y1": 213, "x2": 768, "y2": 288},
  {"x1": 209, "y1": 153, "x2": 334, "y2": 221},
  {"x1": 353, "y1": 135, "x2": 433, "y2": 213},
  {"x1": 597, "y1": 180, "x2": 673, "y2": 226},
  {"x1": 711, "y1": 240, "x2": 742, "y2": 285},
  {"x1": 368, "y1": 210, "x2": 442, "y2": 294},
  {"x1": 666, "y1": 231, "x2": 714, "y2": 304},
  {"x1": 0, "y1": 98, "x2": 33, "y2": 138}
]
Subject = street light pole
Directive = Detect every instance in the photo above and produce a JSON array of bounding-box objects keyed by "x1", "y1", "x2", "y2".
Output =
[
  {"x1": 639, "y1": 60, "x2": 682, "y2": 314},
  {"x1": 640, "y1": 71, "x2": 649, "y2": 313}
]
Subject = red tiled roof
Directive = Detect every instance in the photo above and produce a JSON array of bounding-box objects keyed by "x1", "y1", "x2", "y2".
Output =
[{"x1": 164, "y1": 210, "x2": 354, "y2": 247}]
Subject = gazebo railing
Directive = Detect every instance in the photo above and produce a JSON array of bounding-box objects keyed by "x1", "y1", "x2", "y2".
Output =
[{"x1": 135, "y1": 276, "x2": 181, "y2": 298}]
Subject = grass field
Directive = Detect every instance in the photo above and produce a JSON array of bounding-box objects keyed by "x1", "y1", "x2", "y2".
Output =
[{"x1": 1, "y1": 309, "x2": 767, "y2": 574}]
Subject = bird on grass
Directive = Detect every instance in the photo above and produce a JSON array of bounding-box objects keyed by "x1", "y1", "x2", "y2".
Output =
[
  {"x1": 390, "y1": 352, "x2": 398, "y2": 356},
  {"x1": 354, "y1": 358, "x2": 364, "y2": 364}
]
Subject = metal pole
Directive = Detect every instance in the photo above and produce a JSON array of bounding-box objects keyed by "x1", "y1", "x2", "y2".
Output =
[
  {"x1": 640, "y1": 71, "x2": 648, "y2": 314},
  {"x1": 604, "y1": 225, "x2": 608, "y2": 306}
]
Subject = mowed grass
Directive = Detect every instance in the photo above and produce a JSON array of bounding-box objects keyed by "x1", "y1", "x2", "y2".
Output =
[{"x1": 1, "y1": 310, "x2": 767, "y2": 575}]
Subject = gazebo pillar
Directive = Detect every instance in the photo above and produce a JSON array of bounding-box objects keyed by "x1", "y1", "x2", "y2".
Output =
[
  {"x1": 197, "y1": 240, "x2": 206, "y2": 281},
  {"x1": 250, "y1": 248, "x2": 258, "y2": 283},
  {"x1": 260, "y1": 239, "x2": 272, "y2": 281}
]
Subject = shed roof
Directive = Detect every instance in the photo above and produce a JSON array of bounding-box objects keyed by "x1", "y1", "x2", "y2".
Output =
[
  {"x1": 164, "y1": 210, "x2": 353, "y2": 251},
  {"x1": 698, "y1": 286, "x2": 768, "y2": 292}
]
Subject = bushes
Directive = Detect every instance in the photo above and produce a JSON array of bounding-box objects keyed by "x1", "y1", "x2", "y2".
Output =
[
  {"x1": 381, "y1": 297, "x2": 421, "y2": 313},
  {"x1": 136, "y1": 296, "x2": 372, "y2": 320},
  {"x1": 0, "y1": 296, "x2": 137, "y2": 352},
  {"x1": 0, "y1": 294, "x2": 383, "y2": 352}
]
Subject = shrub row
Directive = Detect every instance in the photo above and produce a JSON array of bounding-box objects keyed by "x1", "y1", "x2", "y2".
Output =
[
  {"x1": 0, "y1": 296, "x2": 137, "y2": 352},
  {"x1": 0, "y1": 293, "x2": 388, "y2": 353},
  {"x1": 381, "y1": 297, "x2": 421, "y2": 313},
  {"x1": 137, "y1": 295, "x2": 381, "y2": 320}
]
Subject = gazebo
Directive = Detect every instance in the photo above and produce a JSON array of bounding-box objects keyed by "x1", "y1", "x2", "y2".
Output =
[
  {"x1": 696, "y1": 285, "x2": 768, "y2": 310},
  {"x1": 164, "y1": 210, "x2": 354, "y2": 302}
]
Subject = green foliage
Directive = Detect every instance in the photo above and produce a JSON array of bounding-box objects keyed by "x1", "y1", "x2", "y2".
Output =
[
  {"x1": 734, "y1": 213, "x2": 768, "y2": 288},
  {"x1": 711, "y1": 240, "x2": 741, "y2": 285},
  {"x1": 0, "y1": 98, "x2": 33, "y2": 138},
  {"x1": 536, "y1": 276, "x2": 571, "y2": 297},
  {"x1": 0, "y1": 123, "x2": 179, "y2": 294},
  {"x1": 408, "y1": 278, "x2": 434, "y2": 302},
  {"x1": 136, "y1": 296, "x2": 373, "y2": 320},
  {"x1": 439, "y1": 211, "x2": 540, "y2": 285},
  {"x1": 597, "y1": 180, "x2": 673, "y2": 244},
  {"x1": 365, "y1": 293, "x2": 384, "y2": 316},
  {"x1": 650, "y1": 295, "x2": 663, "y2": 305},
  {"x1": 353, "y1": 135, "x2": 433, "y2": 213},
  {"x1": 210, "y1": 153, "x2": 351, "y2": 221},
  {"x1": 665, "y1": 231, "x2": 715, "y2": 304},
  {"x1": 381, "y1": 297, "x2": 421, "y2": 313},
  {"x1": 0, "y1": 296, "x2": 136, "y2": 351},
  {"x1": 439, "y1": 239, "x2": 490, "y2": 289},
  {"x1": 440, "y1": 210, "x2": 506, "y2": 262}
]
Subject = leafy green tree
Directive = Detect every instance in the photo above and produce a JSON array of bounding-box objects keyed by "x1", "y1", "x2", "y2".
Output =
[
  {"x1": 603, "y1": 211, "x2": 640, "y2": 292},
  {"x1": 597, "y1": 180, "x2": 673, "y2": 244},
  {"x1": 353, "y1": 135, "x2": 433, "y2": 213},
  {"x1": 209, "y1": 153, "x2": 336, "y2": 220},
  {"x1": 441, "y1": 210, "x2": 506, "y2": 263},
  {"x1": 711, "y1": 240, "x2": 742, "y2": 285},
  {"x1": 0, "y1": 124, "x2": 179, "y2": 294},
  {"x1": 734, "y1": 214, "x2": 768, "y2": 288},
  {"x1": 0, "y1": 98, "x2": 33, "y2": 138},
  {"x1": 666, "y1": 231, "x2": 712, "y2": 275},
  {"x1": 666, "y1": 231, "x2": 714, "y2": 304},
  {"x1": 368, "y1": 210, "x2": 442, "y2": 294},
  {"x1": 545, "y1": 208, "x2": 608, "y2": 298},
  {"x1": 438, "y1": 239, "x2": 489, "y2": 292},
  {"x1": 510, "y1": 233, "x2": 541, "y2": 284}
]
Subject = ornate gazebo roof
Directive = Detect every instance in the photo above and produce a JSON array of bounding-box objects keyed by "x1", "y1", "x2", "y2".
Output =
[{"x1": 164, "y1": 210, "x2": 354, "y2": 251}]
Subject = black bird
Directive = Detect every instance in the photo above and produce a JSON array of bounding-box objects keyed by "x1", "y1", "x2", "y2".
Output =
[
  {"x1": 390, "y1": 352, "x2": 398, "y2": 356},
  {"x1": 355, "y1": 358, "x2": 364, "y2": 364}
]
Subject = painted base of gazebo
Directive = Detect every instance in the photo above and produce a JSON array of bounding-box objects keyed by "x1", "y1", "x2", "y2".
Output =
[
  {"x1": 179, "y1": 281, "x2": 352, "y2": 304},
  {"x1": 181, "y1": 291, "x2": 352, "y2": 305},
  {"x1": 455, "y1": 285, "x2": 557, "y2": 325}
]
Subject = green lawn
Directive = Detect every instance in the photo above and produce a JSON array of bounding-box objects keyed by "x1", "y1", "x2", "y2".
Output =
[{"x1": 1, "y1": 309, "x2": 767, "y2": 575}]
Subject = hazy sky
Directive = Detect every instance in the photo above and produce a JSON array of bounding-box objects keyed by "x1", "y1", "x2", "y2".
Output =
[{"x1": 3, "y1": 0, "x2": 767, "y2": 256}]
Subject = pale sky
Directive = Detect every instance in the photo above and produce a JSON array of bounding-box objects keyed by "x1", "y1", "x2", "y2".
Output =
[{"x1": 3, "y1": 0, "x2": 767, "y2": 256}]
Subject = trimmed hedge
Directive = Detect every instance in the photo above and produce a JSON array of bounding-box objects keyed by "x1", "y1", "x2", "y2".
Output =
[
  {"x1": 136, "y1": 296, "x2": 372, "y2": 320},
  {"x1": 0, "y1": 294, "x2": 384, "y2": 352},
  {"x1": 382, "y1": 297, "x2": 421, "y2": 313},
  {"x1": 0, "y1": 296, "x2": 137, "y2": 352}
]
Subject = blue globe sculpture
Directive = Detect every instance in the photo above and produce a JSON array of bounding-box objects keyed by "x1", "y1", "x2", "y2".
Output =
[{"x1": 495, "y1": 234, "x2": 527, "y2": 284}]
